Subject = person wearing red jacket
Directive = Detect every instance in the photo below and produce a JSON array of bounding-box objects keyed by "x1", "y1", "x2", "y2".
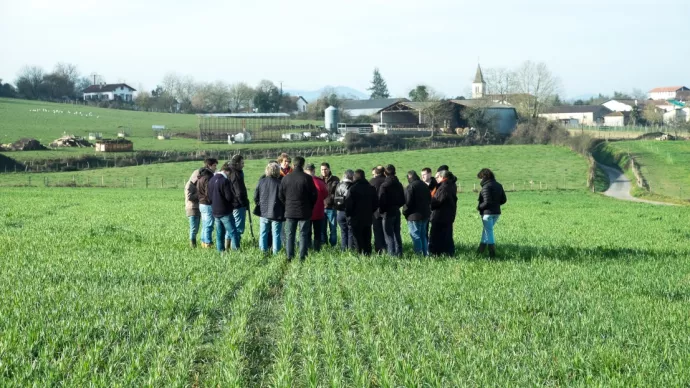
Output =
[{"x1": 305, "y1": 163, "x2": 329, "y2": 252}]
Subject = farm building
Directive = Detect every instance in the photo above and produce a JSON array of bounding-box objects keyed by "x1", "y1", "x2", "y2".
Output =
[
  {"x1": 289, "y1": 96, "x2": 309, "y2": 113},
  {"x1": 198, "y1": 113, "x2": 291, "y2": 142},
  {"x1": 603, "y1": 111, "x2": 630, "y2": 127},
  {"x1": 341, "y1": 98, "x2": 408, "y2": 117},
  {"x1": 647, "y1": 86, "x2": 689, "y2": 101},
  {"x1": 539, "y1": 105, "x2": 611, "y2": 126},
  {"x1": 83, "y1": 83, "x2": 136, "y2": 102},
  {"x1": 94, "y1": 139, "x2": 133, "y2": 152}
]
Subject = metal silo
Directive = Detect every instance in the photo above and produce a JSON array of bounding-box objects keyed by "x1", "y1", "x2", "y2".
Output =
[{"x1": 324, "y1": 106, "x2": 339, "y2": 132}]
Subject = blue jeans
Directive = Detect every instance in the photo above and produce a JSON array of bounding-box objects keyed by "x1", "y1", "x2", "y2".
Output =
[
  {"x1": 215, "y1": 215, "x2": 239, "y2": 252},
  {"x1": 383, "y1": 212, "x2": 403, "y2": 257},
  {"x1": 199, "y1": 204, "x2": 214, "y2": 244},
  {"x1": 407, "y1": 219, "x2": 429, "y2": 256},
  {"x1": 481, "y1": 214, "x2": 500, "y2": 244},
  {"x1": 321, "y1": 209, "x2": 338, "y2": 247},
  {"x1": 189, "y1": 215, "x2": 200, "y2": 241},
  {"x1": 260, "y1": 217, "x2": 282, "y2": 255},
  {"x1": 285, "y1": 219, "x2": 311, "y2": 261},
  {"x1": 233, "y1": 207, "x2": 246, "y2": 236},
  {"x1": 337, "y1": 211, "x2": 352, "y2": 251}
]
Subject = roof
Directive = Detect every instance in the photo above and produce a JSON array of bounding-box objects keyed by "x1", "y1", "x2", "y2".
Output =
[
  {"x1": 648, "y1": 86, "x2": 689, "y2": 93},
  {"x1": 450, "y1": 99, "x2": 514, "y2": 109},
  {"x1": 540, "y1": 105, "x2": 611, "y2": 114},
  {"x1": 197, "y1": 113, "x2": 290, "y2": 118},
  {"x1": 288, "y1": 95, "x2": 308, "y2": 104},
  {"x1": 473, "y1": 64, "x2": 485, "y2": 84},
  {"x1": 341, "y1": 98, "x2": 408, "y2": 111},
  {"x1": 378, "y1": 99, "x2": 516, "y2": 113},
  {"x1": 83, "y1": 83, "x2": 136, "y2": 93}
]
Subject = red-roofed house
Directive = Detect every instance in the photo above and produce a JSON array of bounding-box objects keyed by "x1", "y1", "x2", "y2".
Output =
[
  {"x1": 648, "y1": 86, "x2": 689, "y2": 101},
  {"x1": 83, "y1": 83, "x2": 136, "y2": 102}
]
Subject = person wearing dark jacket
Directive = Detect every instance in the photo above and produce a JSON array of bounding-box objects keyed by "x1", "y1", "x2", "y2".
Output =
[
  {"x1": 429, "y1": 169, "x2": 458, "y2": 256},
  {"x1": 369, "y1": 166, "x2": 386, "y2": 254},
  {"x1": 345, "y1": 169, "x2": 378, "y2": 255},
  {"x1": 320, "y1": 162, "x2": 340, "y2": 247},
  {"x1": 334, "y1": 170, "x2": 354, "y2": 251},
  {"x1": 207, "y1": 162, "x2": 239, "y2": 252},
  {"x1": 476, "y1": 168, "x2": 507, "y2": 258},
  {"x1": 421, "y1": 167, "x2": 437, "y2": 193},
  {"x1": 279, "y1": 156, "x2": 317, "y2": 261},
  {"x1": 197, "y1": 158, "x2": 218, "y2": 248},
  {"x1": 403, "y1": 171, "x2": 432, "y2": 256},
  {"x1": 306, "y1": 163, "x2": 329, "y2": 252},
  {"x1": 378, "y1": 164, "x2": 406, "y2": 257},
  {"x1": 255, "y1": 162, "x2": 284, "y2": 255},
  {"x1": 228, "y1": 155, "x2": 249, "y2": 247}
]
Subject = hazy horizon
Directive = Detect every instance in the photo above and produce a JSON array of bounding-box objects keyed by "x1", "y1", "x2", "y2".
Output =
[{"x1": 2, "y1": 0, "x2": 689, "y2": 100}]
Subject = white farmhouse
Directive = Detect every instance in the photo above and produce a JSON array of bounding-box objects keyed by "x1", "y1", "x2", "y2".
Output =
[
  {"x1": 83, "y1": 83, "x2": 136, "y2": 102},
  {"x1": 647, "y1": 86, "x2": 689, "y2": 101},
  {"x1": 538, "y1": 105, "x2": 611, "y2": 126},
  {"x1": 289, "y1": 96, "x2": 309, "y2": 113}
]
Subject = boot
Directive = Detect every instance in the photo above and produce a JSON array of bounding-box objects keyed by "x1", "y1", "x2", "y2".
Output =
[
  {"x1": 190, "y1": 240, "x2": 197, "y2": 248},
  {"x1": 477, "y1": 243, "x2": 487, "y2": 254},
  {"x1": 488, "y1": 244, "x2": 496, "y2": 259},
  {"x1": 225, "y1": 239, "x2": 232, "y2": 252},
  {"x1": 201, "y1": 242, "x2": 211, "y2": 249}
]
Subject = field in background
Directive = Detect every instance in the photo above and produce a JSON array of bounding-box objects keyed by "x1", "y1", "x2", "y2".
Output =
[{"x1": 1, "y1": 187, "x2": 688, "y2": 386}]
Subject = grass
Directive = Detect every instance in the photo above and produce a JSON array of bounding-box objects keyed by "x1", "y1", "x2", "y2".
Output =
[
  {"x1": 599, "y1": 140, "x2": 690, "y2": 201},
  {"x1": 0, "y1": 145, "x2": 590, "y2": 192},
  {"x1": 1, "y1": 186, "x2": 689, "y2": 386}
]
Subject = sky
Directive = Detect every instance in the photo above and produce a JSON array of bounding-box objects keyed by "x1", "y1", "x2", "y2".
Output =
[{"x1": 1, "y1": 0, "x2": 689, "y2": 100}]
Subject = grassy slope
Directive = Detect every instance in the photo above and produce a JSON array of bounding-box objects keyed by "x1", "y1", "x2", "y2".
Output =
[
  {"x1": 1, "y1": 187, "x2": 688, "y2": 386},
  {"x1": 0, "y1": 145, "x2": 590, "y2": 191}
]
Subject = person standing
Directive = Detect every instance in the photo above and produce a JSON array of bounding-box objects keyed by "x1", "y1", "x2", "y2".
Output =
[
  {"x1": 279, "y1": 156, "x2": 317, "y2": 261},
  {"x1": 430, "y1": 170, "x2": 458, "y2": 256},
  {"x1": 334, "y1": 170, "x2": 354, "y2": 251},
  {"x1": 207, "y1": 162, "x2": 239, "y2": 252},
  {"x1": 184, "y1": 166, "x2": 202, "y2": 248},
  {"x1": 320, "y1": 162, "x2": 340, "y2": 247},
  {"x1": 378, "y1": 164, "x2": 405, "y2": 257},
  {"x1": 403, "y1": 171, "x2": 431, "y2": 256},
  {"x1": 476, "y1": 168, "x2": 507, "y2": 259},
  {"x1": 305, "y1": 163, "x2": 328, "y2": 252},
  {"x1": 254, "y1": 162, "x2": 284, "y2": 255},
  {"x1": 421, "y1": 167, "x2": 437, "y2": 193},
  {"x1": 195, "y1": 158, "x2": 218, "y2": 248},
  {"x1": 369, "y1": 165, "x2": 386, "y2": 254},
  {"x1": 345, "y1": 169, "x2": 378, "y2": 255},
  {"x1": 228, "y1": 155, "x2": 249, "y2": 247},
  {"x1": 278, "y1": 153, "x2": 293, "y2": 178}
]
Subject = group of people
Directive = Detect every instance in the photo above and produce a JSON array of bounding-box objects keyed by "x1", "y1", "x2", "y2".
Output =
[{"x1": 184, "y1": 153, "x2": 507, "y2": 261}]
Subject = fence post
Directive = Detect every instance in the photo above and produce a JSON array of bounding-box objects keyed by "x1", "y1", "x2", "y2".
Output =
[
  {"x1": 101, "y1": 175, "x2": 104, "y2": 186},
  {"x1": 146, "y1": 177, "x2": 149, "y2": 189},
  {"x1": 131, "y1": 177, "x2": 134, "y2": 187},
  {"x1": 28, "y1": 176, "x2": 31, "y2": 186},
  {"x1": 161, "y1": 178, "x2": 163, "y2": 188}
]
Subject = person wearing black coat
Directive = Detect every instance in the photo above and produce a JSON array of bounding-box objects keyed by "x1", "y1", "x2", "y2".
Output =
[
  {"x1": 196, "y1": 158, "x2": 218, "y2": 249},
  {"x1": 279, "y1": 156, "x2": 317, "y2": 261},
  {"x1": 228, "y1": 155, "x2": 249, "y2": 246},
  {"x1": 334, "y1": 170, "x2": 354, "y2": 251},
  {"x1": 429, "y1": 169, "x2": 458, "y2": 257},
  {"x1": 476, "y1": 168, "x2": 507, "y2": 258},
  {"x1": 255, "y1": 162, "x2": 285, "y2": 255},
  {"x1": 345, "y1": 169, "x2": 378, "y2": 255},
  {"x1": 369, "y1": 166, "x2": 387, "y2": 254},
  {"x1": 403, "y1": 171, "x2": 432, "y2": 256},
  {"x1": 378, "y1": 164, "x2": 406, "y2": 257},
  {"x1": 320, "y1": 163, "x2": 340, "y2": 247},
  {"x1": 207, "y1": 163, "x2": 240, "y2": 252}
]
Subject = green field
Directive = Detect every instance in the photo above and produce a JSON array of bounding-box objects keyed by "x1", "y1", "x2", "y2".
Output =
[
  {"x1": 1, "y1": 185, "x2": 689, "y2": 386},
  {"x1": 598, "y1": 140, "x2": 690, "y2": 201},
  {"x1": 0, "y1": 145, "x2": 590, "y2": 192}
]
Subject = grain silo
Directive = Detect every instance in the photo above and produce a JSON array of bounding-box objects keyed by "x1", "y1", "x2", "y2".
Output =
[{"x1": 324, "y1": 106, "x2": 339, "y2": 132}]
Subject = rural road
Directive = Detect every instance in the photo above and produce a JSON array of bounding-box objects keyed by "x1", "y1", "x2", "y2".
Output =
[{"x1": 598, "y1": 163, "x2": 672, "y2": 205}]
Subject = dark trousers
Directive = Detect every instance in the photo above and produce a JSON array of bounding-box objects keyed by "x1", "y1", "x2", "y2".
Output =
[
  {"x1": 285, "y1": 218, "x2": 311, "y2": 261},
  {"x1": 337, "y1": 211, "x2": 353, "y2": 251},
  {"x1": 382, "y1": 212, "x2": 403, "y2": 257},
  {"x1": 310, "y1": 219, "x2": 324, "y2": 252},
  {"x1": 351, "y1": 221, "x2": 373, "y2": 255},
  {"x1": 429, "y1": 221, "x2": 454, "y2": 256},
  {"x1": 372, "y1": 217, "x2": 385, "y2": 254}
]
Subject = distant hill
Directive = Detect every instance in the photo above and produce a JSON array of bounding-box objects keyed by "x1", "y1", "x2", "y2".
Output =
[{"x1": 285, "y1": 86, "x2": 368, "y2": 103}]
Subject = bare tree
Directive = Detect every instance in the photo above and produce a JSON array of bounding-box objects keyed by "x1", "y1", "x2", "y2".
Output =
[
  {"x1": 206, "y1": 81, "x2": 231, "y2": 112},
  {"x1": 483, "y1": 68, "x2": 515, "y2": 102},
  {"x1": 15, "y1": 65, "x2": 45, "y2": 99},
  {"x1": 512, "y1": 61, "x2": 560, "y2": 118},
  {"x1": 418, "y1": 90, "x2": 454, "y2": 138},
  {"x1": 229, "y1": 82, "x2": 255, "y2": 112}
]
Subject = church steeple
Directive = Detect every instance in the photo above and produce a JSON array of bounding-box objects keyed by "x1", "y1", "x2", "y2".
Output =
[{"x1": 472, "y1": 63, "x2": 486, "y2": 99}]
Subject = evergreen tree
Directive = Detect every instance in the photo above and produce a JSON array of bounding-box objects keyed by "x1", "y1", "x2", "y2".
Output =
[{"x1": 367, "y1": 68, "x2": 390, "y2": 99}]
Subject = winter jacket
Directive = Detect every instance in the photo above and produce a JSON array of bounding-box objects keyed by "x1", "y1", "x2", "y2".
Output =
[
  {"x1": 425, "y1": 178, "x2": 438, "y2": 194},
  {"x1": 431, "y1": 176, "x2": 458, "y2": 224},
  {"x1": 311, "y1": 176, "x2": 329, "y2": 221},
  {"x1": 279, "y1": 166, "x2": 317, "y2": 220},
  {"x1": 403, "y1": 177, "x2": 431, "y2": 221},
  {"x1": 477, "y1": 179, "x2": 507, "y2": 215},
  {"x1": 254, "y1": 176, "x2": 285, "y2": 221},
  {"x1": 334, "y1": 179, "x2": 353, "y2": 211},
  {"x1": 378, "y1": 175, "x2": 405, "y2": 218},
  {"x1": 369, "y1": 175, "x2": 386, "y2": 218},
  {"x1": 196, "y1": 167, "x2": 215, "y2": 205},
  {"x1": 184, "y1": 169, "x2": 201, "y2": 217},
  {"x1": 345, "y1": 178, "x2": 378, "y2": 226},
  {"x1": 228, "y1": 168, "x2": 249, "y2": 209},
  {"x1": 208, "y1": 173, "x2": 235, "y2": 218},
  {"x1": 323, "y1": 174, "x2": 340, "y2": 209}
]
